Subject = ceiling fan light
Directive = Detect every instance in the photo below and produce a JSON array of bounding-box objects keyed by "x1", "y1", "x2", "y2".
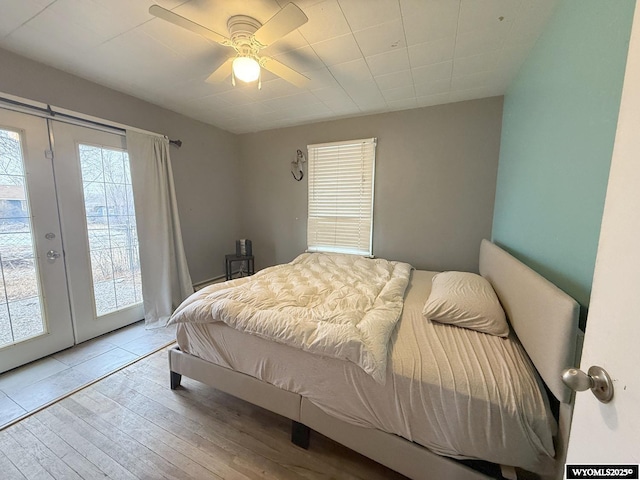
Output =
[{"x1": 232, "y1": 56, "x2": 260, "y2": 83}]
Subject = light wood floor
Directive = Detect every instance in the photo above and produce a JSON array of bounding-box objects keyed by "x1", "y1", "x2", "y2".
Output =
[{"x1": 0, "y1": 345, "x2": 407, "y2": 480}]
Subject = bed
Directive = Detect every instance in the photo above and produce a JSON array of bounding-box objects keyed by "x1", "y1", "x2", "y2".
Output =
[{"x1": 167, "y1": 240, "x2": 580, "y2": 480}]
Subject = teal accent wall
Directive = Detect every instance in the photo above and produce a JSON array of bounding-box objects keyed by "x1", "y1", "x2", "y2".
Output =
[{"x1": 492, "y1": 0, "x2": 635, "y2": 320}]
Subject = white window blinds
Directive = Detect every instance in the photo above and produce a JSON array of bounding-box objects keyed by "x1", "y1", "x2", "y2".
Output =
[{"x1": 307, "y1": 137, "x2": 376, "y2": 256}]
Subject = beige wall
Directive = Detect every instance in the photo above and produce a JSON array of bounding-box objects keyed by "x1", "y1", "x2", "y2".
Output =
[
  {"x1": 0, "y1": 48, "x2": 240, "y2": 283},
  {"x1": 238, "y1": 97, "x2": 503, "y2": 273}
]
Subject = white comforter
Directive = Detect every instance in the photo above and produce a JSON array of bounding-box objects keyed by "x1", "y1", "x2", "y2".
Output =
[{"x1": 169, "y1": 253, "x2": 412, "y2": 383}]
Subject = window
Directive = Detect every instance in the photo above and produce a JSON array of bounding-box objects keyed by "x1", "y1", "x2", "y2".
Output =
[
  {"x1": 0, "y1": 128, "x2": 45, "y2": 345},
  {"x1": 79, "y1": 144, "x2": 142, "y2": 316},
  {"x1": 307, "y1": 138, "x2": 376, "y2": 256}
]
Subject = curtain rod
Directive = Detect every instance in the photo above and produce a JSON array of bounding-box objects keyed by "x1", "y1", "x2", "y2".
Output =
[{"x1": 0, "y1": 95, "x2": 182, "y2": 147}]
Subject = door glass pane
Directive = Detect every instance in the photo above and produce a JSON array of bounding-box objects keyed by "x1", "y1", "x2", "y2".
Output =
[
  {"x1": 79, "y1": 144, "x2": 142, "y2": 317},
  {"x1": 0, "y1": 129, "x2": 45, "y2": 346}
]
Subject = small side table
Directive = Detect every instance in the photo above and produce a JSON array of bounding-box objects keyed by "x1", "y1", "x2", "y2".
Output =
[{"x1": 225, "y1": 254, "x2": 255, "y2": 280}]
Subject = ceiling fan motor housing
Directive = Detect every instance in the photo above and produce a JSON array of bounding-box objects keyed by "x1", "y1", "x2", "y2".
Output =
[{"x1": 227, "y1": 15, "x2": 263, "y2": 53}]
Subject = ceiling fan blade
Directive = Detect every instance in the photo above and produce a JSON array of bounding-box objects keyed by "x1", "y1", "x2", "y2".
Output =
[
  {"x1": 262, "y1": 57, "x2": 310, "y2": 88},
  {"x1": 253, "y1": 3, "x2": 308, "y2": 47},
  {"x1": 205, "y1": 57, "x2": 235, "y2": 83},
  {"x1": 149, "y1": 5, "x2": 230, "y2": 45}
]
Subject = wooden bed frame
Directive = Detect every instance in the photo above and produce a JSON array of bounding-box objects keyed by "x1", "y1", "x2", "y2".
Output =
[{"x1": 168, "y1": 240, "x2": 581, "y2": 480}]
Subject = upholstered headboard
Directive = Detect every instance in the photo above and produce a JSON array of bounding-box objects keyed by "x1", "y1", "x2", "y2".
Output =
[{"x1": 479, "y1": 239, "x2": 580, "y2": 404}]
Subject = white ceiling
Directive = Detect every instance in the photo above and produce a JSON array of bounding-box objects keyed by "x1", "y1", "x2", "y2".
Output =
[{"x1": 0, "y1": 0, "x2": 558, "y2": 134}]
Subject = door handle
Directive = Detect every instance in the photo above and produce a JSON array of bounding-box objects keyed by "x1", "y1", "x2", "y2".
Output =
[
  {"x1": 46, "y1": 250, "x2": 61, "y2": 260},
  {"x1": 561, "y1": 366, "x2": 614, "y2": 403}
]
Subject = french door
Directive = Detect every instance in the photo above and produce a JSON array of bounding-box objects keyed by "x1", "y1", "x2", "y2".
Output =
[
  {"x1": 0, "y1": 109, "x2": 75, "y2": 372},
  {"x1": 0, "y1": 109, "x2": 143, "y2": 373},
  {"x1": 52, "y1": 122, "x2": 143, "y2": 343}
]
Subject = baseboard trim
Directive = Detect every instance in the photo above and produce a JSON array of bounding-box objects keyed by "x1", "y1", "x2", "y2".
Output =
[{"x1": 193, "y1": 275, "x2": 226, "y2": 290}]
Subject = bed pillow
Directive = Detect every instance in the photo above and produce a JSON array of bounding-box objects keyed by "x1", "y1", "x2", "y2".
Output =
[{"x1": 423, "y1": 271, "x2": 509, "y2": 337}]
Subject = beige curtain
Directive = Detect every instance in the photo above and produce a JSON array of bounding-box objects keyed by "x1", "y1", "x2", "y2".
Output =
[{"x1": 126, "y1": 130, "x2": 193, "y2": 328}]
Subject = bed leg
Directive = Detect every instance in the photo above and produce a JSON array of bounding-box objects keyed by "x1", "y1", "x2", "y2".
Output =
[
  {"x1": 170, "y1": 371, "x2": 182, "y2": 390},
  {"x1": 500, "y1": 465, "x2": 517, "y2": 480},
  {"x1": 291, "y1": 421, "x2": 310, "y2": 449}
]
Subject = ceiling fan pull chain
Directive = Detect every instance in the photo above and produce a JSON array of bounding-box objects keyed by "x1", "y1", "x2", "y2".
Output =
[
  {"x1": 231, "y1": 69, "x2": 236, "y2": 87},
  {"x1": 258, "y1": 69, "x2": 262, "y2": 90}
]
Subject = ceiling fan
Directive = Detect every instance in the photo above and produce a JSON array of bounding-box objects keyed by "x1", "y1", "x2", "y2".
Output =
[{"x1": 149, "y1": 2, "x2": 310, "y2": 89}]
